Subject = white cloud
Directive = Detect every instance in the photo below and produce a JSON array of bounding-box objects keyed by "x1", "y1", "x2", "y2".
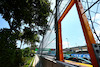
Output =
[
  {"x1": 97, "y1": 20, "x2": 100, "y2": 25},
  {"x1": 96, "y1": 30, "x2": 100, "y2": 35},
  {"x1": 92, "y1": 14, "x2": 100, "y2": 24},
  {"x1": 94, "y1": 14, "x2": 100, "y2": 36},
  {"x1": 49, "y1": 0, "x2": 55, "y2": 10},
  {"x1": 92, "y1": 14, "x2": 100, "y2": 21},
  {"x1": 93, "y1": 30, "x2": 100, "y2": 42},
  {"x1": 62, "y1": 41, "x2": 70, "y2": 49},
  {"x1": 88, "y1": 14, "x2": 100, "y2": 39},
  {"x1": 89, "y1": 14, "x2": 100, "y2": 25},
  {"x1": 89, "y1": 21, "x2": 91, "y2": 24}
]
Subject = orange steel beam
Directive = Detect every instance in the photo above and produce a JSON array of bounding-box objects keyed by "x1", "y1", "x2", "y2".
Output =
[
  {"x1": 58, "y1": 0, "x2": 74, "y2": 22},
  {"x1": 75, "y1": 0, "x2": 99, "y2": 67},
  {"x1": 57, "y1": 0, "x2": 74, "y2": 61},
  {"x1": 58, "y1": 22, "x2": 64, "y2": 61}
]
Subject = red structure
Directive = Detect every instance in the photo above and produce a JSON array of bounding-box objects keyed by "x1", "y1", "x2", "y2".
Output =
[{"x1": 57, "y1": 0, "x2": 99, "y2": 67}]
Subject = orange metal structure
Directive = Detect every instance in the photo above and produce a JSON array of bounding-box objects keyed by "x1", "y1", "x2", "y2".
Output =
[
  {"x1": 57, "y1": 22, "x2": 64, "y2": 61},
  {"x1": 75, "y1": 0, "x2": 98, "y2": 67},
  {"x1": 58, "y1": 0, "x2": 75, "y2": 22},
  {"x1": 57, "y1": 0, "x2": 75, "y2": 62},
  {"x1": 57, "y1": 0, "x2": 99, "y2": 66}
]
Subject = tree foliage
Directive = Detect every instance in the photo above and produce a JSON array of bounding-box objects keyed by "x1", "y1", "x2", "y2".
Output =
[
  {"x1": 22, "y1": 47, "x2": 30, "y2": 57},
  {"x1": 0, "y1": 29, "x2": 17, "y2": 67},
  {"x1": 0, "y1": 0, "x2": 51, "y2": 66},
  {"x1": 0, "y1": 0, "x2": 51, "y2": 43},
  {"x1": 31, "y1": 44, "x2": 38, "y2": 50}
]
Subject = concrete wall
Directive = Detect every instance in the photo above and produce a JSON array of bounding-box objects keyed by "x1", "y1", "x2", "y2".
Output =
[{"x1": 38, "y1": 56, "x2": 77, "y2": 67}]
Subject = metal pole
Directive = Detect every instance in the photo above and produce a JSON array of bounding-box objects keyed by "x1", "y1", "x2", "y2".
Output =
[
  {"x1": 41, "y1": 35, "x2": 44, "y2": 56},
  {"x1": 55, "y1": 0, "x2": 59, "y2": 60},
  {"x1": 55, "y1": 0, "x2": 64, "y2": 61}
]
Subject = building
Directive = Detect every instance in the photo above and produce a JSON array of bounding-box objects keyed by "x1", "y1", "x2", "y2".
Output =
[{"x1": 70, "y1": 46, "x2": 87, "y2": 52}]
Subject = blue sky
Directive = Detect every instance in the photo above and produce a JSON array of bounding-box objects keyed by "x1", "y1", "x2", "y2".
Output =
[
  {"x1": 0, "y1": 0, "x2": 100, "y2": 49},
  {"x1": 0, "y1": 15, "x2": 10, "y2": 29},
  {"x1": 61, "y1": 4, "x2": 86, "y2": 48}
]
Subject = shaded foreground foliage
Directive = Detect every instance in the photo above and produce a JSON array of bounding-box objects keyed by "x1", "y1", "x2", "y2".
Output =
[
  {"x1": 0, "y1": 29, "x2": 18, "y2": 67},
  {"x1": 0, "y1": 0, "x2": 51, "y2": 67}
]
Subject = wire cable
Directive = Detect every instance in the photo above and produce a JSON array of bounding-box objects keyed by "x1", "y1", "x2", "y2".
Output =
[
  {"x1": 83, "y1": 0, "x2": 99, "y2": 14},
  {"x1": 43, "y1": 37, "x2": 56, "y2": 48},
  {"x1": 86, "y1": 0, "x2": 100, "y2": 41}
]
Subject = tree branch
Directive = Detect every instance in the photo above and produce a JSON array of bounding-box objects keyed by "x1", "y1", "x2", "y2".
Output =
[{"x1": 8, "y1": 20, "x2": 12, "y2": 29}]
